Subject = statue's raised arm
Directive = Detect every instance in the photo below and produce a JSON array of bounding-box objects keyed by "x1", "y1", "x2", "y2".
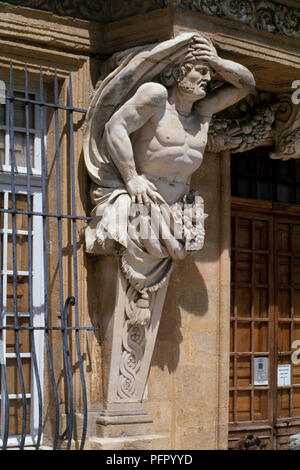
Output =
[
  {"x1": 84, "y1": 32, "x2": 255, "y2": 293},
  {"x1": 191, "y1": 35, "x2": 256, "y2": 117},
  {"x1": 83, "y1": 31, "x2": 256, "y2": 409}
]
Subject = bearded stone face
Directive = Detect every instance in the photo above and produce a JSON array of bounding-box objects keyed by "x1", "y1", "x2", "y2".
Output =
[{"x1": 177, "y1": 61, "x2": 212, "y2": 99}]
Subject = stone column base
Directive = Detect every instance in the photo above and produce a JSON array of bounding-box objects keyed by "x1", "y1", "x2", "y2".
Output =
[
  {"x1": 88, "y1": 434, "x2": 170, "y2": 450},
  {"x1": 95, "y1": 403, "x2": 153, "y2": 439}
]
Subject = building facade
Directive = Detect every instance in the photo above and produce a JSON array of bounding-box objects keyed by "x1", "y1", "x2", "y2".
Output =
[{"x1": 0, "y1": 0, "x2": 300, "y2": 450}]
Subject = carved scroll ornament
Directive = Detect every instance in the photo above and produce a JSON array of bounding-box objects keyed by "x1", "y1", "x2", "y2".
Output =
[{"x1": 270, "y1": 94, "x2": 300, "y2": 160}]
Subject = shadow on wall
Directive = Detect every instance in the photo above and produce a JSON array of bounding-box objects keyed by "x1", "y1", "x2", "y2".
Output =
[
  {"x1": 83, "y1": 155, "x2": 222, "y2": 375},
  {"x1": 151, "y1": 254, "x2": 209, "y2": 374},
  {"x1": 84, "y1": 247, "x2": 209, "y2": 376}
]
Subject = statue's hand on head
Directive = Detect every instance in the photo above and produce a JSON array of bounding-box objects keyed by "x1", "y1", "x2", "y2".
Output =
[
  {"x1": 126, "y1": 174, "x2": 159, "y2": 207},
  {"x1": 189, "y1": 35, "x2": 219, "y2": 68}
]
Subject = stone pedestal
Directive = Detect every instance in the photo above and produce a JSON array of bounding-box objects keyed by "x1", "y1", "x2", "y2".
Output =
[
  {"x1": 91, "y1": 255, "x2": 170, "y2": 443},
  {"x1": 88, "y1": 434, "x2": 170, "y2": 450},
  {"x1": 96, "y1": 403, "x2": 153, "y2": 438}
]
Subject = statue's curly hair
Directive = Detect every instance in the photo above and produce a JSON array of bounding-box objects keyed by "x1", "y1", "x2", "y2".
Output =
[
  {"x1": 159, "y1": 62, "x2": 194, "y2": 87},
  {"x1": 159, "y1": 34, "x2": 214, "y2": 87}
]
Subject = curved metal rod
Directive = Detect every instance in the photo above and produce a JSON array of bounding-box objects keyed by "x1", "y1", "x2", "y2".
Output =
[
  {"x1": 25, "y1": 65, "x2": 43, "y2": 450},
  {"x1": 59, "y1": 296, "x2": 75, "y2": 449},
  {"x1": 68, "y1": 74, "x2": 88, "y2": 451},
  {"x1": 0, "y1": 362, "x2": 10, "y2": 450},
  {"x1": 39, "y1": 67, "x2": 60, "y2": 450},
  {"x1": 0, "y1": 197, "x2": 9, "y2": 450},
  {"x1": 9, "y1": 62, "x2": 27, "y2": 450}
]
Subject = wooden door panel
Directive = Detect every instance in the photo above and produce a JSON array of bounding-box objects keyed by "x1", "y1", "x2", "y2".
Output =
[
  {"x1": 275, "y1": 217, "x2": 300, "y2": 448},
  {"x1": 230, "y1": 205, "x2": 300, "y2": 449},
  {"x1": 229, "y1": 208, "x2": 274, "y2": 449},
  {"x1": 236, "y1": 322, "x2": 251, "y2": 352},
  {"x1": 236, "y1": 390, "x2": 251, "y2": 421},
  {"x1": 237, "y1": 357, "x2": 251, "y2": 387},
  {"x1": 254, "y1": 390, "x2": 268, "y2": 420},
  {"x1": 253, "y1": 288, "x2": 269, "y2": 318},
  {"x1": 7, "y1": 399, "x2": 31, "y2": 436},
  {"x1": 253, "y1": 322, "x2": 268, "y2": 352},
  {"x1": 1, "y1": 191, "x2": 32, "y2": 436},
  {"x1": 254, "y1": 220, "x2": 269, "y2": 251},
  {"x1": 235, "y1": 287, "x2": 252, "y2": 317}
]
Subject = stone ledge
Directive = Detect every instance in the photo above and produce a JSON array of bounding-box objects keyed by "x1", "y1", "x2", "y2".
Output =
[
  {"x1": 0, "y1": 2, "x2": 103, "y2": 54},
  {"x1": 88, "y1": 434, "x2": 170, "y2": 451}
]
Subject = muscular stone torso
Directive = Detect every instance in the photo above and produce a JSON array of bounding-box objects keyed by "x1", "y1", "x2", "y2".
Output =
[{"x1": 132, "y1": 102, "x2": 211, "y2": 204}]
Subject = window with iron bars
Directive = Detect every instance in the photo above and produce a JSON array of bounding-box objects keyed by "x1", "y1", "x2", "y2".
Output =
[{"x1": 0, "y1": 63, "x2": 97, "y2": 450}]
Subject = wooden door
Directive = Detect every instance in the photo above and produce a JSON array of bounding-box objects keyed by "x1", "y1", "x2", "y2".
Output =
[
  {"x1": 229, "y1": 199, "x2": 300, "y2": 450},
  {"x1": 274, "y1": 215, "x2": 300, "y2": 449}
]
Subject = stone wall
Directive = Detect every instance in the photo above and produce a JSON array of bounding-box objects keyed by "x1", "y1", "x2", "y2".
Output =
[
  {"x1": 0, "y1": 1, "x2": 299, "y2": 450},
  {"x1": 144, "y1": 150, "x2": 230, "y2": 449}
]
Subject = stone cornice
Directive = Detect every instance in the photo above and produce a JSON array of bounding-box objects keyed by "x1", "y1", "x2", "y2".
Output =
[
  {"x1": 0, "y1": 0, "x2": 165, "y2": 23},
  {"x1": 179, "y1": 0, "x2": 300, "y2": 42},
  {"x1": 0, "y1": 0, "x2": 299, "y2": 44}
]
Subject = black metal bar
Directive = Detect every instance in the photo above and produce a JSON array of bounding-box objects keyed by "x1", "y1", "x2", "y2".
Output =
[
  {"x1": 55, "y1": 71, "x2": 74, "y2": 450},
  {"x1": 25, "y1": 65, "x2": 43, "y2": 450},
  {"x1": 0, "y1": 326, "x2": 97, "y2": 331},
  {"x1": 0, "y1": 201, "x2": 9, "y2": 450},
  {"x1": 7, "y1": 95, "x2": 86, "y2": 114},
  {"x1": 59, "y1": 296, "x2": 74, "y2": 449},
  {"x1": 39, "y1": 67, "x2": 60, "y2": 451},
  {"x1": 54, "y1": 70, "x2": 66, "y2": 341},
  {"x1": 1, "y1": 63, "x2": 97, "y2": 451},
  {"x1": 69, "y1": 74, "x2": 88, "y2": 450},
  {"x1": 0, "y1": 208, "x2": 91, "y2": 221},
  {"x1": 9, "y1": 61, "x2": 27, "y2": 450}
]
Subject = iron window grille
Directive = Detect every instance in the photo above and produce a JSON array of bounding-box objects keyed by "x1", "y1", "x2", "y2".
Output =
[{"x1": 0, "y1": 62, "x2": 97, "y2": 450}]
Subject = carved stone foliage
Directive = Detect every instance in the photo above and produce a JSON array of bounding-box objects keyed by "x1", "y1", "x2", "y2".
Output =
[
  {"x1": 207, "y1": 91, "x2": 278, "y2": 153},
  {"x1": 180, "y1": 0, "x2": 300, "y2": 41},
  {"x1": 0, "y1": 0, "x2": 165, "y2": 23},
  {"x1": 207, "y1": 90, "x2": 300, "y2": 161}
]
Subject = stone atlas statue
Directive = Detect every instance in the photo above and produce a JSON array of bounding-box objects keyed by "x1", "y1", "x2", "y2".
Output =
[{"x1": 83, "y1": 32, "x2": 255, "y2": 423}]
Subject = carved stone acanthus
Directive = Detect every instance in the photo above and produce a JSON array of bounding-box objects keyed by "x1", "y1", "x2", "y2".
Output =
[
  {"x1": 207, "y1": 92, "x2": 278, "y2": 154},
  {"x1": 270, "y1": 94, "x2": 300, "y2": 160},
  {"x1": 180, "y1": 0, "x2": 300, "y2": 41},
  {"x1": 206, "y1": 91, "x2": 300, "y2": 161}
]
